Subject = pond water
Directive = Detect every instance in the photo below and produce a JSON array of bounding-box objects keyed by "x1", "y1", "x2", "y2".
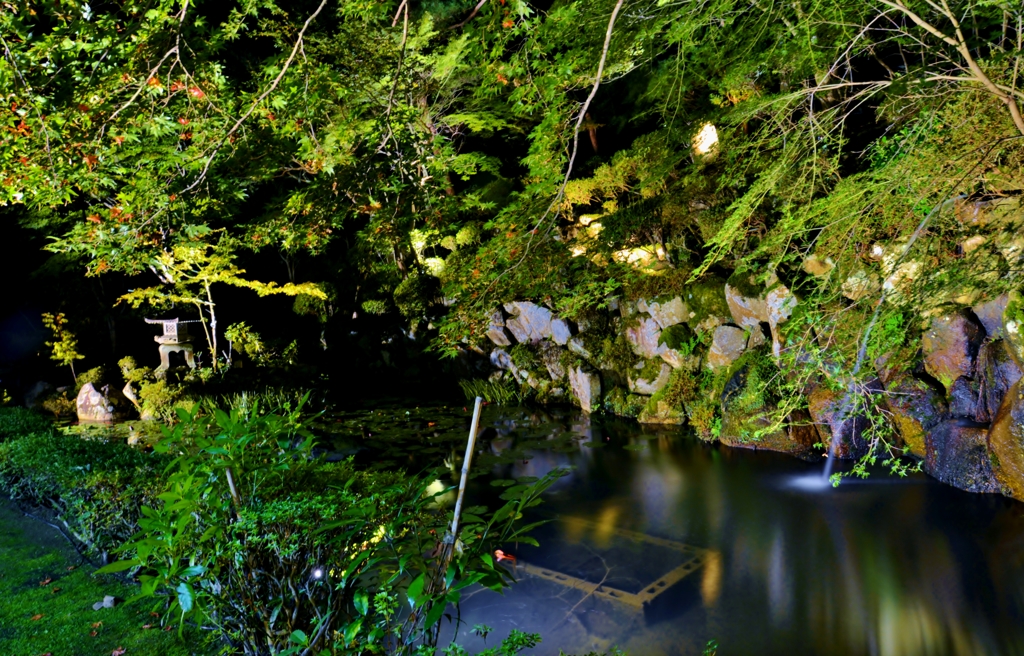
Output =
[{"x1": 328, "y1": 405, "x2": 1024, "y2": 656}]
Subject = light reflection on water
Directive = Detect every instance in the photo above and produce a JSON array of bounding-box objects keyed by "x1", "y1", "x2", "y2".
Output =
[{"x1": 441, "y1": 409, "x2": 1024, "y2": 656}]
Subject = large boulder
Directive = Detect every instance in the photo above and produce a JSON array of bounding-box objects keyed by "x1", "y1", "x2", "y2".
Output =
[
  {"x1": 569, "y1": 366, "x2": 602, "y2": 414},
  {"x1": 550, "y1": 317, "x2": 572, "y2": 345},
  {"x1": 725, "y1": 281, "x2": 768, "y2": 329},
  {"x1": 504, "y1": 302, "x2": 553, "y2": 344},
  {"x1": 537, "y1": 341, "x2": 566, "y2": 381},
  {"x1": 988, "y1": 380, "x2": 1024, "y2": 501},
  {"x1": 625, "y1": 316, "x2": 666, "y2": 359},
  {"x1": 628, "y1": 362, "x2": 672, "y2": 396},
  {"x1": 707, "y1": 325, "x2": 747, "y2": 370},
  {"x1": 924, "y1": 421, "x2": 1000, "y2": 493},
  {"x1": 921, "y1": 312, "x2": 984, "y2": 392},
  {"x1": 972, "y1": 294, "x2": 1009, "y2": 339},
  {"x1": 765, "y1": 285, "x2": 797, "y2": 357},
  {"x1": 23, "y1": 381, "x2": 53, "y2": 409},
  {"x1": 638, "y1": 296, "x2": 688, "y2": 329},
  {"x1": 485, "y1": 308, "x2": 513, "y2": 347},
  {"x1": 76, "y1": 383, "x2": 116, "y2": 423},
  {"x1": 882, "y1": 375, "x2": 947, "y2": 458},
  {"x1": 948, "y1": 376, "x2": 981, "y2": 419},
  {"x1": 975, "y1": 340, "x2": 1023, "y2": 422},
  {"x1": 807, "y1": 383, "x2": 880, "y2": 459}
]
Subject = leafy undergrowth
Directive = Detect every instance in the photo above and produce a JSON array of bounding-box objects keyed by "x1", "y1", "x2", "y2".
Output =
[{"x1": 0, "y1": 498, "x2": 213, "y2": 656}]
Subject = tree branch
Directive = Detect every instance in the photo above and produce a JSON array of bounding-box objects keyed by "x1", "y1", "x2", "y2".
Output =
[
  {"x1": 452, "y1": 0, "x2": 490, "y2": 30},
  {"x1": 183, "y1": 0, "x2": 330, "y2": 192}
]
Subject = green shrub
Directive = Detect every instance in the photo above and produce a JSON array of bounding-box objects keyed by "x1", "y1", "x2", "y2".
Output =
[
  {"x1": 40, "y1": 389, "x2": 77, "y2": 419},
  {"x1": 101, "y1": 400, "x2": 562, "y2": 655},
  {"x1": 75, "y1": 365, "x2": 108, "y2": 394},
  {"x1": 0, "y1": 431, "x2": 169, "y2": 554},
  {"x1": 0, "y1": 407, "x2": 54, "y2": 440}
]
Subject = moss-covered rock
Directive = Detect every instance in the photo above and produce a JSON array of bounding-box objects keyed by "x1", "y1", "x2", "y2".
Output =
[
  {"x1": 883, "y1": 374, "x2": 947, "y2": 458},
  {"x1": 602, "y1": 387, "x2": 646, "y2": 418}
]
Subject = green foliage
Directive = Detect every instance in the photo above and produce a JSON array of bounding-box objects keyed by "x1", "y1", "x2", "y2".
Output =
[
  {"x1": 74, "y1": 365, "x2": 107, "y2": 394},
  {"x1": 40, "y1": 390, "x2": 77, "y2": 419},
  {"x1": 98, "y1": 399, "x2": 563, "y2": 654},
  {"x1": 41, "y1": 313, "x2": 85, "y2": 382},
  {"x1": 0, "y1": 407, "x2": 54, "y2": 441},
  {"x1": 459, "y1": 378, "x2": 525, "y2": 406},
  {"x1": 224, "y1": 321, "x2": 265, "y2": 362},
  {"x1": 0, "y1": 429, "x2": 169, "y2": 554}
]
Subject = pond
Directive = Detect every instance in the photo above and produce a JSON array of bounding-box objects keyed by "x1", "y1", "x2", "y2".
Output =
[{"x1": 327, "y1": 405, "x2": 1024, "y2": 656}]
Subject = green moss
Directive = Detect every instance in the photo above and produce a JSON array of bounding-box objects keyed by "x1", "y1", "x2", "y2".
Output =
[
  {"x1": 659, "y1": 323, "x2": 697, "y2": 353},
  {"x1": 602, "y1": 387, "x2": 646, "y2": 417},
  {"x1": 726, "y1": 268, "x2": 763, "y2": 298},
  {"x1": 682, "y1": 277, "x2": 729, "y2": 327},
  {"x1": 598, "y1": 334, "x2": 636, "y2": 374},
  {"x1": 636, "y1": 357, "x2": 664, "y2": 381},
  {"x1": 0, "y1": 499, "x2": 211, "y2": 656}
]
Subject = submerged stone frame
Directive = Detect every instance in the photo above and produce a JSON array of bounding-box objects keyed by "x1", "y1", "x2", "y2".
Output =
[
  {"x1": 517, "y1": 515, "x2": 709, "y2": 610},
  {"x1": 145, "y1": 318, "x2": 197, "y2": 375}
]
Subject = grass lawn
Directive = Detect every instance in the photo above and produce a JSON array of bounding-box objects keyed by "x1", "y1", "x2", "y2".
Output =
[{"x1": 0, "y1": 497, "x2": 216, "y2": 656}]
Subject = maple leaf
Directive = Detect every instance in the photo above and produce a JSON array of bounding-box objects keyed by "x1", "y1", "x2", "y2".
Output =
[
  {"x1": 90, "y1": 631, "x2": 98, "y2": 637},
  {"x1": 112, "y1": 648, "x2": 127, "y2": 656},
  {"x1": 39, "y1": 577, "x2": 52, "y2": 586},
  {"x1": 83, "y1": 155, "x2": 98, "y2": 169},
  {"x1": 31, "y1": 614, "x2": 44, "y2": 621},
  {"x1": 188, "y1": 86, "x2": 205, "y2": 98},
  {"x1": 92, "y1": 622, "x2": 103, "y2": 628},
  {"x1": 87, "y1": 214, "x2": 102, "y2": 224},
  {"x1": 51, "y1": 587, "x2": 61, "y2": 594}
]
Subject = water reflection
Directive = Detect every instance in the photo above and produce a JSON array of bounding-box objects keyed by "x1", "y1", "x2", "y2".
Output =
[{"x1": 447, "y1": 409, "x2": 1024, "y2": 656}]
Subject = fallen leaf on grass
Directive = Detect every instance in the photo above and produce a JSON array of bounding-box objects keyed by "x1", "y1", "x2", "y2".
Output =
[
  {"x1": 112, "y1": 648, "x2": 126, "y2": 656},
  {"x1": 31, "y1": 614, "x2": 44, "y2": 621},
  {"x1": 90, "y1": 631, "x2": 97, "y2": 637},
  {"x1": 50, "y1": 587, "x2": 61, "y2": 594},
  {"x1": 141, "y1": 624, "x2": 152, "y2": 630},
  {"x1": 91, "y1": 621, "x2": 103, "y2": 628},
  {"x1": 163, "y1": 625, "x2": 173, "y2": 632},
  {"x1": 66, "y1": 566, "x2": 76, "y2": 571},
  {"x1": 39, "y1": 577, "x2": 52, "y2": 586},
  {"x1": 149, "y1": 611, "x2": 160, "y2": 617}
]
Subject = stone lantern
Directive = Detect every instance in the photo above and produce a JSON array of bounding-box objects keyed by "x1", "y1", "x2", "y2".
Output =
[{"x1": 145, "y1": 318, "x2": 197, "y2": 375}]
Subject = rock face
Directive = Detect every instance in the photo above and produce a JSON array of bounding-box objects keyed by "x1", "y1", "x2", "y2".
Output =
[
  {"x1": 569, "y1": 366, "x2": 601, "y2": 414},
  {"x1": 505, "y1": 302, "x2": 553, "y2": 344},
  {"x1": 725, "y1": 283, "x2": 768, "y2": 328},
  {"x1": 988, "y1": 380, "x2": 1024, "y2": 501},
  {"x1": 976, "y1": 341, "x2": 1023, "y2": 422},
  {"x1": 765, "y1": 286, "x2": 797, "y2": 357},
  {"x1": 807, "y1": 384, "x2": 876, "y2": 459},
  {"x1": 550, "y1": 318, "x2": 572, "y2": 345},
  {"x1": 76, "y1": 383, "x2": 116, "y2": 422},
  {"x1": 485, "y1": 308, "x2": 513, "y2": 346},
  {"x1": 629, "y1": 362, "x2": 672, "y2": 395},
  {"x1": 922, "y1": 312, "x2": 984, "y2": 391},
  {"x1": 638, "y1": 296, "x2": 687, "y2": 329},
  {"x1": 537, "y1": 341, "x2": 566, "y2": 381},
  {"x1": 973, "y1": 294, "x2": 1009, "y2": 339},
  {"x1": 924, "y1": 421, "x2": 1000, "y2": 493},
  {"x1": 707, "y1": 325, "x2": 747, "y2": 370},
  {"x1": 882, "y1": 375, "x2": 947, "y2": 458},
  {"x1": 625, "y1": 316, "x2": 666, "y2": 359},
  {"x1": 638, "y1": 398, "x2": 686, "y2": 424}
]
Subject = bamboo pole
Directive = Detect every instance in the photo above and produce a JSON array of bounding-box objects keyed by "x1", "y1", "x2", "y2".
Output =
[{"x1": 448, "y1": 396, "x2": 483, "y2": 544}]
